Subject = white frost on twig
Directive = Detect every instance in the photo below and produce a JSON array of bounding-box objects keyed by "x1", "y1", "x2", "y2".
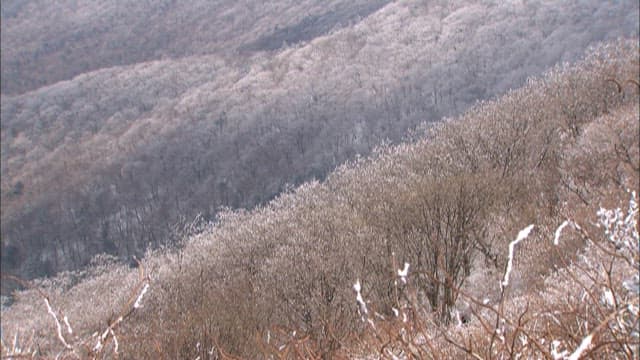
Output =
[
  {"x1": 397, "y1": 262, "x2": 410, "y2": 284},
  {"x1": 567, "y1": 334, "x2": 593, "y2": 360},
  {"x1": 602, "y1": 288, "x2": 615, "y2": 307},
  {"x1": 93, "y1": 339, "x2": 103, "y2": 353},
  {"x1": 101, "y1": 327, "x2": 110, "y2": 341},
  {"x1": 134, "y1": 283, "x2": 150, "y2": 309},
  {"x1": 623, "y1": 274, "x2": 639, "y2": 295},
  {"x1": 550, "y1": 340, "x2": 569, "y2": 359},
  {"x1": 354, "y1": 279, "x2": 368, "y2": 316},
  {"x1": 353, "y1": 279, "x2": 361, "y2": 293},
  {"x1": 44, "y1": 298, "x2": 72, "y2": 349},
  {"x1": 110, "y1": 328, "x2": 118, "y2": 354},
  {"x1": 502, "y1": 224, "x2": 534, "y2": 290},
  {"x1": 63, "y1": 315, "x2": 73, "y2": 335},
  {"x1": 554, "y1": 220, "x2": 571, "y2": 245}
]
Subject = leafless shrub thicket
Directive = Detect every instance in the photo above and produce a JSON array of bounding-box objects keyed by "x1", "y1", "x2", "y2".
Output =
[
  {"x1": 1, "y1": 39, "x2": 638, "y2": 358},
  {"x1": 350, "y1": 191, "x2": 639, "y2": 359},
  {"x1": 1, "y1": 258, "x2": 149, "y2": 358}
]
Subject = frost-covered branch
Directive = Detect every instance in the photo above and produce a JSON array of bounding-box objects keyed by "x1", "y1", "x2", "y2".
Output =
[
  {"x1": 1, "y1": 257, "x2": 150, "y2": 358},
  {"x1": 354, "y1": 279, "x2": 368, "y2": 317},
  {"x1": 502, "y1": 224, "x2": 535, "y2": 291},
  {"x1": 44, "y1": 297, "x2": 73, "y2": 350}
]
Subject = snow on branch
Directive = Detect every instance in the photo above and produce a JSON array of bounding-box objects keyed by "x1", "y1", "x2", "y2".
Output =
[
  {"x1": 91, "y1": 257, "x2": 150, "y2": 355},
  {"x1": 134, "y1": 283, "x2": 150, "y2": 309},
  {"x1": 397, "y1": 262, "x2": 410, "y2": 284},
  {"x1": 567, "y1": 334, "x2": 592, "y2": 360},
  {"x1": 44, "y1": 297, "x2": 72, "y2": 350},
  {"x1": 2, "y1": 257, "x2": 150, "y2": 358},
  {"x1": 354, "y1": 279, "x2": 368, "y2": 317},
  {"x1": 501, "y1": 224, "x2": 534, "y2": 291},
  {"x1": 554, "y1": 220, "x2": 571, "y2": 246}
]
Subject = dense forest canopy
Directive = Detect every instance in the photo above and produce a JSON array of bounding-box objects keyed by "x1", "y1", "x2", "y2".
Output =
[
  {"x1": 1, "y1": 0, "x2": 639, "y2": 357},
  {"x1": 2, "y1": 38, "x2": 638, "y2": 358},
  {"x1": 1, "y1": 0, "x2": 638, "y2": 290},
  {"x1": 0, "y1": 0, "x2": 391, "y2": 95}
]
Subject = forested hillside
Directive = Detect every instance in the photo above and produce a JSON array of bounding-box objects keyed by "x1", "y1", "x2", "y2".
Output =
[
  {"x1": 2, "y1": 38, "x2": 638, "y2": 359},
  {"x1": 1, "y1": 0, "x2": 391, "y2": 95},
  {"x1": 1, "y1": 0, "x2": 638, "y2": 289}
]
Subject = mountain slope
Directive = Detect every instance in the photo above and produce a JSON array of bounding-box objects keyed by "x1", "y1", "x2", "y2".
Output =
[
  {"x1": 0, "y1": 0, "x2": 390, "y2": 95},
  {"x1": 1, "y1": 0, "x2": 638, "y2": 284},
  {"x1": 2, "y1": 38, "x2": 637, "y2": 358}
]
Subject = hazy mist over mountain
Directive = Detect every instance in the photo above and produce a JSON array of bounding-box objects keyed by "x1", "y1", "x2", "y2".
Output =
[{"x1": 1, "y1": 0, "x2": 638, "y2": 286}]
